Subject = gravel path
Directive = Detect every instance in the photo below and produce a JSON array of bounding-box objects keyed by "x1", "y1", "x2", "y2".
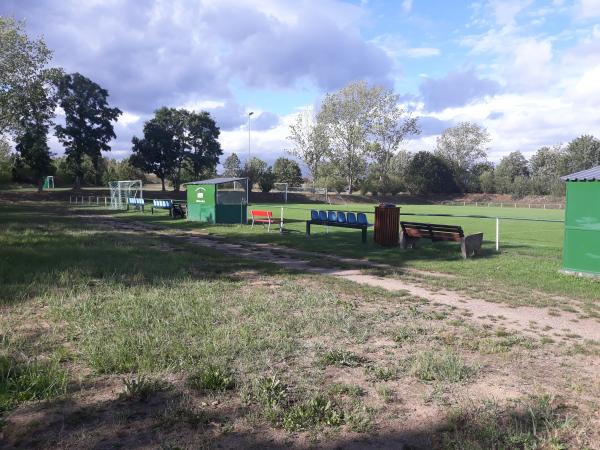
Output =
[{"x1": 87, "y1": 214, "x2": 600, "y2": 342}]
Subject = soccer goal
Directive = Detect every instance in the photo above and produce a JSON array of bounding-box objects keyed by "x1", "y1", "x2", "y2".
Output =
[
  {"x1": 273, "y1": 182, "x2": 288, "y2": 203},
  {"x1": 108, "y1": 180, "x2": 143, "y2": 209}
]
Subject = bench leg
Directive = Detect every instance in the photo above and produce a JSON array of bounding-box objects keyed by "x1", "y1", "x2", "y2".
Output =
[
  {"x1": 267, "y1": 219, "x2": 271, "y2": 232},
  {"x1": 251, "y1": 218, "x2": 255, "y2": 228},
  {"x1": 306, "y1": 221, "x2": 311, "y2": 237},
  {"x1": 362, "y1": 227, "x2": 367, "y2": 243},
  {"x1": 461, "y1": 233, "x2": 484, "y2": 258}
]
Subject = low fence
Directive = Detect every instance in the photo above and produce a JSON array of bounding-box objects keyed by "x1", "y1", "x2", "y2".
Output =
[
  {"x1": 250, "y1": 204, "x2": 564, "y2": 251},
  {"x1": 69, "y1": 196, "x2": 564, "y2": 251},
  {"x1": 440, "y1": 200, "x2": 564, "y2": 210}
]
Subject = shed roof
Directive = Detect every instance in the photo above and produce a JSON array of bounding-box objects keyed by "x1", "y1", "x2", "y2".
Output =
[
  {"x1": 561, "y1": 166, "x2": 600, "y2": 181},
  {"x1": 183, "y1": 177, "x2": 247, "y2": 185}
]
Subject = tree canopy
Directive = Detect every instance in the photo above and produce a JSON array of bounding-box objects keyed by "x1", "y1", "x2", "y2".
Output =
[{"x1": 55, "y1": 72, "x2": 122, "y2": 187}]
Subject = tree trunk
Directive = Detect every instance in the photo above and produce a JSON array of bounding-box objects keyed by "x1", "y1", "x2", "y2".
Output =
[
  {"x1": 74, "y1": 175, "x2": 81, "y2": 190},
  {"x1": 37, "y1": 179, "x2": 44, "y2": 193},
  {"x1": 160, "y1": 177, "x2": 166, "y2": 192}
]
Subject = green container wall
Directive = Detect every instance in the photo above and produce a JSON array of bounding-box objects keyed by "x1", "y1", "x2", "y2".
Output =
[
  {"x1": 216, "y1": 204, "x2": 247, "y2": 224},
  {"x1": 187, "y1": 184, "x2": 216, "y2": 223},
  {"x1": 563, "y1": 181, "x2": 600, "y2": 275},
  {"x1": 186, "y1": 184, "x2": 247, "y2": 224}
]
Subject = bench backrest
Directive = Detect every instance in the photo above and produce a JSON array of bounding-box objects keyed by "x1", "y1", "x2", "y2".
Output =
[
  {"x1": 347, "y1": 212, "x2": 357, "y2": 224},
  {"x1": 401, "y1": 221, "x2": 464, "y2": 241},
  {"x1": 251, "y1": 210, "x2": 273, "y2": 218},
  {"x1": 357, "y1": 213, "x2": 368, "y2": 225},
  {"x1": 318, "y1": 210, "x2": 328, "y2": 221},
  {"x1": 311, "y1": 210, "x2": 319, "y2": 221},
  {"x1": 337, "y1": 211, "x2": 346, "y2": 223},
  {"x1": 327, "y1": 211, "x2": 337, "y2": 222},
  {"x1": 128, "y1": 197, "x2": 144, "y2": 205},
  {"x1": 153, "y1": 199, "x2": 173, "y2": 208}
]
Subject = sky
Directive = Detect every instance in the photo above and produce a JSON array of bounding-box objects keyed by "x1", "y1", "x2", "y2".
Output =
[{"x1": 2, "y1": 0, "x2": 600, "y2": 165}]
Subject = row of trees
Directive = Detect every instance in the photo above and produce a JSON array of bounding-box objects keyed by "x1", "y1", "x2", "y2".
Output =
[
  {"x1": 129, "y1": 107, "x2": 221, "y2": 191},
  {"x1": 286, "y1": 81, "x2": 599, "y2": 198},
  {"x1": 222, "y1": 154, "x2": 303, "y2": 192},
  {"x1": 1, "y1": 18, "x2": 123, "y2": 190}
]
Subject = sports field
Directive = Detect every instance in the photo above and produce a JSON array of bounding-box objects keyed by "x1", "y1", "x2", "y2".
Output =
[
  {"x1": 1, "y1": 200, "x2": 600, "y2": 448},
  {"x1": 116, "y1": 201, "x2": 600, "y2": 316}
]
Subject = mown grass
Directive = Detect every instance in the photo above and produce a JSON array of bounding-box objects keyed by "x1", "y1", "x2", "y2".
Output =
[{"x1": 0, "y1": 203, "x2": 597, "y2": 448}]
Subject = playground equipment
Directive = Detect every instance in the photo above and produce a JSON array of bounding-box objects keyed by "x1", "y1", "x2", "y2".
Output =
[
  {"x1": 561, "y1": 166, "x2": 600, "y2": 276},
  {"x1": 184, "y1": 177, "x2": 248, "y2": 224},
  {"x1": 42, "y1": 176, "x2": 54, "y2": 190},
  {"x1": 108, "y1": 180, "x2": 143, "y2": 210}
]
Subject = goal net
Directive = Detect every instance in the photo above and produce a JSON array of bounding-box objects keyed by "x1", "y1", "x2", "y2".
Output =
[{"x1": 108, "y1": 180, "x2": 143, "y2": 209}]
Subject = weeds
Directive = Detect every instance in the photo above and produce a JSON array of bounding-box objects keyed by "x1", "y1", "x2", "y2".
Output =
[
  {"x1": 318, "y1": 349, "x2": 364, "y2": 367},
  {"x1": 440, "y1": 395, "x2": 579, "y2": 449},
  {"x1": 119, "y1": 375, "x2": 170, "y2": 401},
  {"x1": 187, "y1": 365, "x2": 235, "y2": 391},
  {"x1": 410, "y1": 348, "x2": 476, "y2": 383},
  {"x1": 0, "y1": 356, "x2": 68, "y2": 411}
]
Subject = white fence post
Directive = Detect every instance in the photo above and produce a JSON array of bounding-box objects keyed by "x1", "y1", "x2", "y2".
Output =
[
  {"x1": 280, "y1": 207, "x2": 284, "y2": 233},
  {"x1": 496, "y1": 217, "x2": 500, "y2": 251}
]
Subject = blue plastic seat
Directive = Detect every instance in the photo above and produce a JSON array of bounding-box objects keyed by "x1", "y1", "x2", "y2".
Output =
[
  {"x1": 311, "y1": 210, "x2": 319, "y2": 221},
  {"x1": 357, "y1": 213, "x2": 368, "y2": 225},
  {"x1": 319, "y1": 210, "x2": 328, "y2": 221},
  {"x1": 337, "y1": 212, "x2": 346, "y2": 223},
  {"x1": 347, "y1": 212, "x2": 357, "y2": 224},
  {"x1": 328, "y1": 211, "x2": 337, "y2": 222}
]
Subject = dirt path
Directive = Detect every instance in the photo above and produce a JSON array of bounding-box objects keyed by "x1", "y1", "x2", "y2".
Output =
[{"x1": 86, "y1": 215, "x2": 600, "y2": 342}]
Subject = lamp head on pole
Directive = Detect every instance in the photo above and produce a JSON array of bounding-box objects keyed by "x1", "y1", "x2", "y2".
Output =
[{"x1": 248, "y1": 111, "x2": 254, "y2": 117}]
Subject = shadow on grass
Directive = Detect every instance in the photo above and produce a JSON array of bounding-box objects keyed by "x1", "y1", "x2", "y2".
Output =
[{"x1": 2, "y1": 382, "x2": 570, "y2": 450}]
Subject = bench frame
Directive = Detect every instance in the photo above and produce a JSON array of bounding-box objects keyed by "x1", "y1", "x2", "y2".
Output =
[
  {"x1": 306, "y1": 211, "x2": 371, "y2": 243},
  {"x1": 400, "y1": 221, "x2": 483, "y2": 258},
  {"x1": 250, "y1": 209, "x2": 279, "y2": 232},
  {"x1": 126, "y1": 198, "x2": 145, "y2": 212},
  {"x1": 150, "y1": 199, "x2": 186, "y2": 219}
]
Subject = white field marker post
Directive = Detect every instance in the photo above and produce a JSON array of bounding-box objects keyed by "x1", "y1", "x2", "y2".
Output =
[
  {"x1": 496, "y1": 217, "x2": 500, "y2": 251},
  {"x1": 280, "y1": 207, "x2": 284, "y2": 233}
]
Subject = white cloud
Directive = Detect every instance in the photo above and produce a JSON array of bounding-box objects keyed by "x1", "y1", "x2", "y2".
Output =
[
  {"x1": 578, "y1": 0, "x2": 600, "y2": 19},
  {"x1": 402, "y1": 0, "x2": 413, "y2": 13},
  {"x1": 404, "y1": 47, "x2": 441, "y2": 57},
  {"x1": 489, "y1": 0, "x2": 534, "y2": 26}
]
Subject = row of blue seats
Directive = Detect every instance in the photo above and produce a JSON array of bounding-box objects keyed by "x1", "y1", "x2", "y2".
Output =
[
  {"x1": 128, "y1": 198, "x2": 174, "y2": 208},
  {"x1": 310, "y1": 210, "x2": 370, "y2": 225}
]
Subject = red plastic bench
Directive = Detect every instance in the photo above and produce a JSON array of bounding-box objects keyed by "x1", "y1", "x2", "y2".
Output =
[{"x1": 249, "y1": 210, "x2": 277, "y2": 232}]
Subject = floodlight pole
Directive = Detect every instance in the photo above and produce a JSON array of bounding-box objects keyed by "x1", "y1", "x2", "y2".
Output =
[{"x1": 248, "y1": 111, "x2": 254, "y2": 160}]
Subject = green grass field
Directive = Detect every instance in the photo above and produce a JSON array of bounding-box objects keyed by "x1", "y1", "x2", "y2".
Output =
[
  {"x1": 111, "y1": 201, "x2": 599, "y2": 317},
  {"x1": 1, "y1": 202, "x2": 599, "y2": 449}
]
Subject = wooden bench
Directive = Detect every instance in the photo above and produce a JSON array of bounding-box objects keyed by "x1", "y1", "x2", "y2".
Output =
[
  {"x1": 249, "y1": 209, "x2": 278, "y2": 232},
  {"x1": 400, "y1": 221, "x2": 483, "y2": 258},
  {"x1": 306, "y1": 210, "x2": 372, "y2": 243},
  {"x1": 127, "y1": 197, "x2": 145, "y2": 211}
]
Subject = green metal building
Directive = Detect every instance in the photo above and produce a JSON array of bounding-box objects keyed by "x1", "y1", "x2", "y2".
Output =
[
  {"x1": 561, "y1": 166, "x2": 600, "y2": 276},
  {"x1": 184, "y1": 177, "x2": 248, "y2": 224}
]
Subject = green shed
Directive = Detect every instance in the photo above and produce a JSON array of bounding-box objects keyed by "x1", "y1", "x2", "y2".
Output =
[
  {"x1": 184, "y1": 177, "x2": 248, "y2": 224},
  {"x1": 561, "y1": 166, "x2": 600, "y2": 276}
]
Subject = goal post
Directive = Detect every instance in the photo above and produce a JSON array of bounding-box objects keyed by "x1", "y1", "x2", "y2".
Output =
[
  {"x1": 273, "y1": 182, "x2": 288, "y2": 203},
  {"x1": 108, "y1": 180, "x2": 143, "y2": 209}
]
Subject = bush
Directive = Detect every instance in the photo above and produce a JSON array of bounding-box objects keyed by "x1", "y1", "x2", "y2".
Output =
[{"x1": 259, "y1": 168, "x2": 275, "y2": 193}]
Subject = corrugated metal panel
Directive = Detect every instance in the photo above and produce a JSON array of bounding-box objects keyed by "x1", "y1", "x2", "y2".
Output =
[
  {"x1": 183, "y1": 177, "x2": 247, "y2": 185},
  {"x1": 561, "y1": 166, "x2": 600, "y2": 181}
]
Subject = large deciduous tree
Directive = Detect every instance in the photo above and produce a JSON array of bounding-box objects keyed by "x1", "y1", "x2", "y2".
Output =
[
  {"x1": 405, "y1": 151, "x2": 458, "y2": 195},
  {"x1": 287, "y1": 109, "x2": 329, "y2": 184},
  {"x1": 222, "y1": 153, "x2": 242, "y2": 177},
  {"x1": 185, "y1": 110, "x2": 222, "y2": 180},
  {"x1": 0, "y1": 17, "x2": 54, "y2": 134},
  {"x1": 435, "y1": 122, "x2": 490, "y2": 191},
  {"x1": 495, "y1": 151, "x2": 530, "y2": 194},
  {"x1": 55, "y1": 72, "x2": 122, "y2": 188},
  {"x1": 564, "y1": 135, "x2": 600, "y2": 173},
  {"x1": 272, "y1": 157, "x2": 303, "y2": 186},
  {"x1": 368, "y1": 89, "x2": 419, "y2": 184},
  {"x1": 14, "y1": 121, "x2": 53, "y2": 191},
  {"x1": 130, "y1": 109, "x2": 181, "y2": 192}
]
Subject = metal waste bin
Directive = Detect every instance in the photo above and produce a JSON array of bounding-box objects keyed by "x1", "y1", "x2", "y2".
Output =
[{"x1": 374, "y1": 204, "x2": 400, "y2": 246}]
